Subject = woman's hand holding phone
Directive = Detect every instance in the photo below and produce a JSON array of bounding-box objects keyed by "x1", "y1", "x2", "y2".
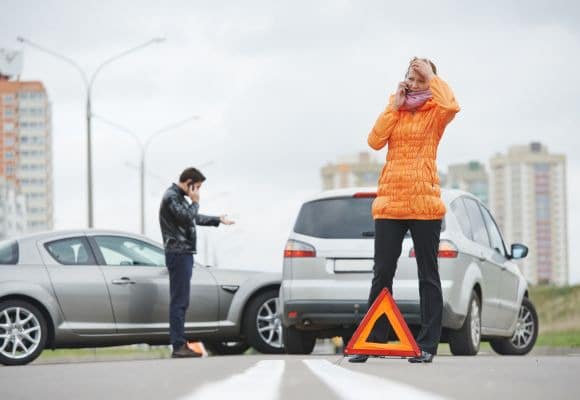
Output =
[{"x1": 394, "y1": 81, "x2": 408, "y2": 110}]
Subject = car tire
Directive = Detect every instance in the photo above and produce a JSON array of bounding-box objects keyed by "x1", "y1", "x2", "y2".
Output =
[
  {"x1": 341, "y1": 334, "x2": 353, "y2": 348},
  {"x1": 0, "y1": 300, "x2": 48, "y2": 366},
  {"x1": 244, "y1": 289, "x2": 285, "y2": 354},
  {"x1": 449, "y1": 290, "x2": 481, "y2": 356},
  {"x1": 490, "y1": 297, "x2": 538, "y2": 356},
  {"x1": 204, "y1": 340, "x2": 250, "y2": 356},
  {"x1": 283, "y1": 326, "x2": 316, "y2": 355}
]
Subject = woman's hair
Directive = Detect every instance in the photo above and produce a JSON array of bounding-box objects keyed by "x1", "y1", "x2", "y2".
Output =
[
  {"x1": 406, "y1": 57, "x2": 437, "y2": 77},
  {"x1": 179, "y1": 167, "x2": 206, "y2": 184}
]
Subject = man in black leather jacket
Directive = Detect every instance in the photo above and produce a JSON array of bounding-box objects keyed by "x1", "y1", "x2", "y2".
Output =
[{"x1": 159, "y1": 167, "x2": 234, "y2": 358}]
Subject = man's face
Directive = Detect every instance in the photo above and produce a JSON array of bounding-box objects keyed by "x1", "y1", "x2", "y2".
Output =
[{"x1": 189, "y1": 181, "x2": 203, "y2": 191}]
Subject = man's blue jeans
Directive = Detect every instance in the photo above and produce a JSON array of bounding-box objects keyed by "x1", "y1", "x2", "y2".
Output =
[{"x1": 165, "y1": 252, "x2": 193, "y2": 351}]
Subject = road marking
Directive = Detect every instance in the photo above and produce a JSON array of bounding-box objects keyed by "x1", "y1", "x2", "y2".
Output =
[
  {"x1": 303, "y1": 359, "x2": 446, "y2": 400},
  {"x1": 183, "y1": 360, "x2": 285, "y2": 400}
]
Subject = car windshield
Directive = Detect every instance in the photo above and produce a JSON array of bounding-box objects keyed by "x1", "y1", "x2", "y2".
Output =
[{"x1": 0, "y1": 239, "x2": 19, "y2": 265}]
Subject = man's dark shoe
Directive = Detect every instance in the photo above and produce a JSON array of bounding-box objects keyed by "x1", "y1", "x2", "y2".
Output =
[
  {"x1": 171, "y1": 344, "x2": 203, "y2": 358},
  {"x1": 348, "y1": 354, "x2": 369, "y2": 363},
  {"x1": 408, "y1": 350, "x2": 434, "y2": 363}
]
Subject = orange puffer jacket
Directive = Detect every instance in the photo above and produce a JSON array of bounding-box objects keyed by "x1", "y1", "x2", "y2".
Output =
[{"x1": 368, "y1": 76, "x2": 460, "y2": 220}]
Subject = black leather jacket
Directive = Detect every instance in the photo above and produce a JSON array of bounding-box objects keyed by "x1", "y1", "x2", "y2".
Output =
[{"x1": 159, "y1": 183, "x2": 221, "y2": 253}]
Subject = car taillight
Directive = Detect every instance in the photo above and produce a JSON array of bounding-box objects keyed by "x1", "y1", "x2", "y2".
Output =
[
  {"x1": 354, "y1": 192, "x2": 377, "y2": 198},
  {"x1": 409, "y1": 240, "x2": 458, "y2": 258},
  {"x1": 284, "y1": 239, "x2": 316, "y2": 258}
]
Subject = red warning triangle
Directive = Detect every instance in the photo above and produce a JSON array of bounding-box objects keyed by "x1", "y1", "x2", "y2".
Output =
[{"x1": 344, "y1": 288, "x2": 420, "y2": 357}]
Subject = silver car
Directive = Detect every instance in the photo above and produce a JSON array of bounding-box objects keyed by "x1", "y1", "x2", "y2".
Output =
[
  {"x1": 280, "y1": 187, "x2": 538, "y2": 356},
  {"x1": 0, "y1": 230, "x2": 283, "y2": 366}
]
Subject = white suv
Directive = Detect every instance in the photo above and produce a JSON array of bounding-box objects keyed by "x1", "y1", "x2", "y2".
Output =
[{"x1": 280, "y1": 187, "x2": 538, "y2": 356}]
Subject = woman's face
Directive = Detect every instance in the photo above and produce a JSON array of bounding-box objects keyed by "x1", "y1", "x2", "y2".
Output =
[{"x1": 405, "y1": 68, "x2": 429, "y2": 92}]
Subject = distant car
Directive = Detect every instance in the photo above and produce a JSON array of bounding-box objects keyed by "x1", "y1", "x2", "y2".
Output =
[
  {"x1": 0, "y1": 230, "x2": 283, "y2": 366},
  {"x1": 280, "y1": 187, "x2": 539, "y2": 356}
]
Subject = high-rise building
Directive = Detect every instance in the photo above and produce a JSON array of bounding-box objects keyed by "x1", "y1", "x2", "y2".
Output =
[
  {"x1": 445, "y1": 161, "x2": 489, "y2": 204},
  {"x1": 0, "y1": 77, "x2": 53, "y2": 232},
  {"x1": 489, "y1": 143, "x2": 568, "y2": 286},
  {"x1": 0, "y1": 176, "x2": 27, "y2": 239},
  {"x1": 321, "y1": 152, "x2": 382, "y2": 190}
]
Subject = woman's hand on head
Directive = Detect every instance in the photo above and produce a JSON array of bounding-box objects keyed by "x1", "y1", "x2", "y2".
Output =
[{"x1": 410, "y1": 59, "x2": 434, "y2": 82}]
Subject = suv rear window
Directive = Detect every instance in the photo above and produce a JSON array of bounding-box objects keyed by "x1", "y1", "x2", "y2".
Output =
[
  {"x1": 294, "y1": 197, "x2": 375, "y2": 239},
  {"x1": 294, "y1": 196, "x2": 446, "y2": 239},
  {"x1": 0, "y1": 240, "x2": 19, "y2": 264},
  {"x1": 294, "y1": 197, "x2": 382, "y2": 239}
]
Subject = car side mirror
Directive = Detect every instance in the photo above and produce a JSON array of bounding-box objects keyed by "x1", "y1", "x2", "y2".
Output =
[{"x1": 510, "y1": 243, "x2": 528, "y2": 260}]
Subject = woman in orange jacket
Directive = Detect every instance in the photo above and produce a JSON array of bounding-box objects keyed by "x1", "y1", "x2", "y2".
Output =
[{"x1": 349, "y1": 58, "x2": 460, "y2": 364}]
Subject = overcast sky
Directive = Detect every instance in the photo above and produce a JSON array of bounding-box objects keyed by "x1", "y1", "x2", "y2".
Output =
[{"x1": 1, "y1": 0, "x2": 579, "y2": 283}]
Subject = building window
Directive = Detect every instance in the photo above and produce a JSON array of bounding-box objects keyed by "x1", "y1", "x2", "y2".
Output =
[
  {"x1": 18, "y1": 92, "x2": 44, "y2": 100},
  {"x1": 2, "y1": 94, "x2": 14, "y2": 103},
  {"x1": 3, "y1": 122, "x2": 15, "y2": 132},
  {"x1": 21, "y1": 164, "x2": 44, "y2": 171},
  {"x1": 19, "y1": 107, "x2": 44, "y2": 116},
  {"x1": 534, "y1": 163, "x2": 550, "y2": 173},
  {"x1": 20, "y1": 150, "x2": 45, "y2": 157}
]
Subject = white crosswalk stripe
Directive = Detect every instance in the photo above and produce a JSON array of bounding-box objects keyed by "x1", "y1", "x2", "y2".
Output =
[
  {"x1": 181, "y1": 358, "x2": 446, "y2": 400},
  {"x1": 303, "y1": 359, "x2": 447, "y2": 400},
  {"x1": 183, "y1": 360, "x2": 285, "y2": 400}
]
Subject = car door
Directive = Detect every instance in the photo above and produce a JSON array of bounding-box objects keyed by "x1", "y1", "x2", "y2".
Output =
[
  {"x1": 461, "y1": 197, "x2": 504, "y2": 329},
  {"x1": 90, "y1": 235, "x2": 219, "y2": 334},
  {"x1": 41, "y1": 236, "x2": 116, "y2": 334},
  {"x1": 479, "y1": 205, "x2": 521, "y2": 330}
]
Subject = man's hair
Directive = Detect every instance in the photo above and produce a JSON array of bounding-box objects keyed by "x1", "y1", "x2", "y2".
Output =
[{"x1": 179, "y1": 167, "x2": 206, "y2": 184}]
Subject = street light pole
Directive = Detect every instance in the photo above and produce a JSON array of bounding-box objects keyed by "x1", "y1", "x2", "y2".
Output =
[
  {"x1": 140, "y1": 153, "x2": 146, "y2": 237},
  {"x1": 92, "y1": 114, "x2": 201, "y2": 235},
  {"x1": 17, "y1": 36, "x2": 165, "y2": 228}
]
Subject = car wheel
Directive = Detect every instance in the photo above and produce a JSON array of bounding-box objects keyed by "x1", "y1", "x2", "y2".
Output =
[
  {"x1": 283, "y1": 326, "x2": 316, "y2": 355},
  {"x1": 490, "y1": 297, "x2": 538, "y2": 356},
  {"x1": 0, "y1": 300, "x2": 48, "y2": 366},
  {"x1": 244, "y1": 289, "x2": 285, "y2": 354},
  {"x1": 204, "y1": 340, "x2": 250, "y2": 356},
  {"x1": 449, "y1": 290, "x2": 481, "y2": 356}
]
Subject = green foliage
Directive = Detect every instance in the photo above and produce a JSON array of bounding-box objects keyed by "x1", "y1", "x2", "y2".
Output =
[
  {"x1": 536, "y1": 330, "x2": 580, "y2": 347},
  {"x1": 529, "y1": 284, "x2": 580, "y2": 330}
]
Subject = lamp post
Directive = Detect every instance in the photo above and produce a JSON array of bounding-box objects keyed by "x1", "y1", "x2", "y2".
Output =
[
  {"x1": 92, "y1": 114, "x2": 200, "y2": 234},
  {"x1": 16, "y1": 36, "x2": 165, "y2": 228}
]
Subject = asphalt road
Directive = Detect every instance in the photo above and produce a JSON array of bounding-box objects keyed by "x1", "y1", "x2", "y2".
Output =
[{"x1": 2, "y1": 353, "x2": 580, "y2": 400}]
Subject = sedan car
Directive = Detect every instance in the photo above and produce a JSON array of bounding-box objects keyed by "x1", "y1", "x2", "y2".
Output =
[
  {"x1": 0, "y1": 230, "x2": 283, "y2": 366},
  {"x1": 280, "y1": 187, "x2": 539, "y2": 356}
]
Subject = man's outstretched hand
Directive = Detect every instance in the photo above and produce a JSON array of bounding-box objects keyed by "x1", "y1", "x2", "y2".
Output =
[{"x1": 220, "y1": 215, "x2": 235, "y2": 225}]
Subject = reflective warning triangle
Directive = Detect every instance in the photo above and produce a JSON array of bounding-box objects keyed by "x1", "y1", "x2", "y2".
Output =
[{"x1": 344, "y1": 288, "x2": 420, "y2": 357}]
